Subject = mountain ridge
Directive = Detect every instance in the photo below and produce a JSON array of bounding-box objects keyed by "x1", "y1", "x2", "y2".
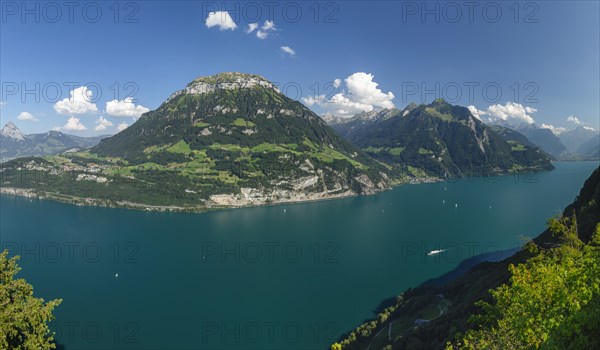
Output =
[
  {"x1": 511, "y1": 124, "x2": 568, "y2": 159},
  {"x1": 326, "y1": 99, "x2": 554, "y2": 178},
  {"x1": 1, "y1": 121, "x2": 26, "y2": 141},
  {"x1": 0, "y1": 122, "x2": 108, "y2": 162},
  {"x1": 2, "y1": 72, "x2": 390, "y2": 210},
  {"x1": 559, "y1": 126, "x2": 599, "y2": 157},
  {"x1": 0, "y1": 74, "x2": 558, "y2": 211}
]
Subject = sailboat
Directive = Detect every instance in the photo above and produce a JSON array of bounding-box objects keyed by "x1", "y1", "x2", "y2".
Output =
[{"x1": 427, "y1": 249, "x2": 445, "y2": 256}]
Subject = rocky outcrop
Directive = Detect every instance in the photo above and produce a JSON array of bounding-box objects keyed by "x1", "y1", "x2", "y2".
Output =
[{"x1": 166, "y1": 72, "x2": 281, "y2": 103}]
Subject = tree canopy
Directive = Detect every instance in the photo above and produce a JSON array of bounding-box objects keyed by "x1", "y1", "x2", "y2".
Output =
[{"x1": 0, "y1": 250, "x2": 62, "y2": 349}]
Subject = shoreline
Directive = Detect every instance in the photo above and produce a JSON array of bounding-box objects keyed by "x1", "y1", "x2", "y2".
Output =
[
  {"x1": 0, "y1": 182, "x2": 395, "y2": 214},
  {"x1": 0, "y1": 165, "x2": 559, "y2": 214},
  {"x1": 0, "y1": 176, "x2": 441, "y2": 214}
]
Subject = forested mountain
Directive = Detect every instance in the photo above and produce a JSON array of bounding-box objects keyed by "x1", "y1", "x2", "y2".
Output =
[
  {"x1": 0, "y1": 77, "x2": 560, "y2": 211},
  {"x1": 326, "y1": 99, "x2": 553, "y2": 178},
  {"x1": 1, "y1": 73, "x2": 388, "y2": 209}
]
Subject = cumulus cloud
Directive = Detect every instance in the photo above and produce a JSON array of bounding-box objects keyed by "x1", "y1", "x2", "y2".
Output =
[
  {"x1": 116, "y1": 122, "x2": 129, "y2": 132},
  {"x1": 540, "y1": 124, "x2": 567, "y2": 135},
  {"x1": 583, "y1": 126, "x2": 596, "y2": 131},
  {"x1": 467, "y1": 106, "x2": 486, "y2": 120},
  {"x1": 106, "y1": 97, "x2": 149, "y2": 118},
  {"x1": 62, "y1": 117, "x2": 87, "y2": 131},
  {"x1": 333, "y1": 79, "x2": 341, "y2": 88},
  {"x1": 470, "y1": 103, "x2": 591, "y2": 133},
  {"x1": 345, "y1": 73, "x2": 395, "y2": 108},
  {"x1": 280, "y1": 46, "x2": 296, "y2": 57},
  {"x1": 54, "y1": 86, "x2": 98, "y2": 115},
  {"x1": 566, "y1": 115, "x2": 582, "y2": 125},
  {"x1": 94, "y1": 116, "x2": 113, "y2": 131},
  {"x1": 17, "y1": 112, "x2": 38, "y2": 122},
  {"x1": 485, "y1": 102, "x2": 536, "y2": 125},
  {"x1": 302, "y1": 72, "x2": 395, "y2": 117},
  {"x1": 205, "y1": 11, "x2": 237, "y2": 31},
  {"x1": 246, "y1": 22, "x2": 258, "y2": 33}
]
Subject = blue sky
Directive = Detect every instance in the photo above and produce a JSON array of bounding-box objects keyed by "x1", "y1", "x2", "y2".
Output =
[{"x1": 1, "y1": 1, "x2": 598, "y2": 136}]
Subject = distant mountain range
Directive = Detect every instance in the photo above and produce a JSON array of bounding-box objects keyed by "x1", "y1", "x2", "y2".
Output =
[
  {"x1": 511, "y1": 124, "x2": 599, "y2": 160},
  {"x1": 328, "y1": 105, "x2": 416, "y2": 141},
  {"x1": 511, "y1": 124, "x2": 569, "y2": 160},
  {"x1": 327, "y1": 108, "x2": 599, "y2": 162},
  {"x1": 326, "y1": 99, "x2": 553, "y2": 178},
  {"x1": 2, "y1": 72, "x2": 590, "y2": 211},
  {"x1": 0, "y1": 122, "x2": 108, "y2": 162},
  {"x1": 487, "y1": 125, "x2": 539, "y2": 149},
  {"x1": 576, "y1": 134, "x2": 600, "y2": 159},
  {"x1": 559, "y1": 126, "x2": 600, "y2": 156}
]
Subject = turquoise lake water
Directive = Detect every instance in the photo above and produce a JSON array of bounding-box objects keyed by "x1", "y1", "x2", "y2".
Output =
[{"x1": 0, "y1": 161, "x2": 598, "y2": 349}]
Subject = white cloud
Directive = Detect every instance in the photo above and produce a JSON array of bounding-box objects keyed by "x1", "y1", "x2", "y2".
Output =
[
  {"x1": 467, "y1": 106, "x2": 486, "y2": 120},
  {"x1": 205, "y1": 11, "x2": 237, "y2": 31},
  {"x1": 256, "y1": 30, "x2": 268, "y2": 39},
  {"x1": 0, "y1": 101, "x2": 6, "y2": 108},
  {"x1": 94, "y1": 116, "x2": 113, "y2": 131},
  {"x1": 246, "y1": 22, "x2": 258, "y2": 33},
  {"x1": 116, "y1": 122, "x2": 129, "y2": 132},
  {"x1": 345, "y1": 72, "x2": 395, "y2": 108},
  {"x1": 301, "y1": 95, "x2": 325, "y2": 106},
  {"x1": 303, "y1": 93, "x2": 372, "y2": 117},
  {"x1": 566, "y1": 115, "x2": 582, "y2": 125},
  {"x1": 254, "y1": 20, "x2": 276, "y2": 39},
  {"x1": 485, "y1": 102, "x2": 536, "y2": 125},
  {"x1": 262, "y1": 20, "x2": 275, "y2": 30},
  {"x1": 62, "y1": 117, "x2": 87, "y2": 131},
  {"x1": 105, "y1": 97, "x2": 149, "y2": 118},
  {"x1": 333, "y1": 79, "x2": 341, "y2": 88},
  {"x1": 17, "y1": 112, "x2": 38, "y2": 122},
  {"x1": 327, "y1": 93, "x2": 374, "y2": 116},
  {"x1": 583, "y1": 126, "x2": 596, "y2": 131},
  {"x1": 280, "y1": 46, "x2": 296, "y2": 56},
  {"x1": 54, "y1": 86, "x2": 98, "y2": 115},
  {"x1": 302, "y1": 72, "x2": 395, "y2": 117},
  {"x1": 540, "y1": 123, "x2": 567, "y2": 135}
]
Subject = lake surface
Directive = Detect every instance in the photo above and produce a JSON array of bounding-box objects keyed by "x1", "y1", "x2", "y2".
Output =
[{"x1": 0, "y1": 161, "x2": 598, "y2": 350}]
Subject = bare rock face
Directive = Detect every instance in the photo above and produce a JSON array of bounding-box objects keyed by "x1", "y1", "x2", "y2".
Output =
[
  {"x1": 1, "y1": 121, "x2": 26, "y2": 141},
  {"x1": 166, "y1": 72, "x2": 281, "y2": 103}
]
